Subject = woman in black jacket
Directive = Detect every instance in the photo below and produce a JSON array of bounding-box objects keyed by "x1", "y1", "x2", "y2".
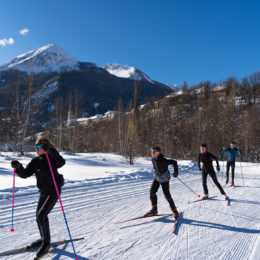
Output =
[
  {"x1": 11, "y1": 137, "x2": 65, "y2": 259},
  {"x1": 145, "y1": 146, "x2": 179, "y2": 219}
]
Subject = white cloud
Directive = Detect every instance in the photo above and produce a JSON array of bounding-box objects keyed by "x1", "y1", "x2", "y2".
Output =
[
  {"x1": 0, "y1": 38, "x2": 14, "y2": 46},
  {"x1": 19, "y1": 28, "x2": 29, "y2": 36}
]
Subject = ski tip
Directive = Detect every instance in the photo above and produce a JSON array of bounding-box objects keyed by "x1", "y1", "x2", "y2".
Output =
[
  {"x1": 198, "y1": 195, "x2": 201, "y2": 197},
  {"x1": 10, "y1": 228, "x2": 14, "y2": 232}
]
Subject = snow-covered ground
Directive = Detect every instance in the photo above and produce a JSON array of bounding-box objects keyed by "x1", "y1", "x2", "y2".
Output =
[{"x1": 0, "y1": 152, "x2": 259, "y2": 260}]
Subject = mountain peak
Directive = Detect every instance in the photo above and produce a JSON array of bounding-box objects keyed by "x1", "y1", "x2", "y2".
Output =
[
  {"x1": 1, "y1": 44, "x2": 78, "y2": 74},
  {"x1": 104, "y1": 63, "x2": 154, "y2": 83}
]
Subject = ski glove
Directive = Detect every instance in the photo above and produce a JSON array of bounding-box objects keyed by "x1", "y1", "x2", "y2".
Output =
[
  {"x1": 198, "y1": 167, "x2": 202, "y2": 171},
  {"x1": 11, "y1": 160, "x2": 21, "y2": 169},
  {"x1": 173, "y1": 172, "x2": 178, "y2": 178},
  {"x1": 216, "y1": 165, "x2": 220, "y2": 171}
]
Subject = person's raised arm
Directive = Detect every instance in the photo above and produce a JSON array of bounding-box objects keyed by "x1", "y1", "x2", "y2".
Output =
[
  {"x1": 11, "y1": 160, "x2": 35, "y2": 178},
  {"x1": 222, "y1": 148, "x2": 227, "y2": 156}
]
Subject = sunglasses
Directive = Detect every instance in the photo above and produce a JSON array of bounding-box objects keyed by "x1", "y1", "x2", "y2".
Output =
[
  {"x1": 35, "y1": 143, "x2": 42, "y2": 149},
  {"x1": 151, "y1": 151, "x2": 158, "y2": 154}
]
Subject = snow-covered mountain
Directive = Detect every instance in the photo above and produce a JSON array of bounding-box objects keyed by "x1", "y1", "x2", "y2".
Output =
[
  {"x1": 0, "y1": 44, "x2": 79, "y2": 74},
  {"x1": 0, "y1": 45, "x2": 170, "y2": 122},
  {"x1": 104, "y1": 63, "x2": 154, "y2": 84},
  {"x1": 0, "y1": 45, "x2": 157, "y2": 84}
]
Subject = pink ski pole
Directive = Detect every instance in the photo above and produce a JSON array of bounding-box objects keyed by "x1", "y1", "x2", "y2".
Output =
[
  {"x1": 11, "y1": 167, "x2": 15, "y2": 232},
  {"x1": 45, "y1": 152, "x2": 79, "y2": 260}
]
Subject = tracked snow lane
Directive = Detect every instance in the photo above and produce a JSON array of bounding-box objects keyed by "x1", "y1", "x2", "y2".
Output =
[{"x1": 0, "y1": 154, "x2": 259, "y2": 259}]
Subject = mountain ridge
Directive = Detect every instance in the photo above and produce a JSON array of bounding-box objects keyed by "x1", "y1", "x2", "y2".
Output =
[{"x1": 1, "y1": 44, "x2": 159, "y2": 84}]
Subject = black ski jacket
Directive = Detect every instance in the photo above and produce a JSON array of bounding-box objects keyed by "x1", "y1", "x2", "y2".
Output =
[
  {"x1": 15, "y1": 148, "x2": 65, "y2": 194},
  {"x1": 198, "y1": 152, "x2": 219, "y2": 170},
  {"x1": 152, "y1": 154, "x2": 178, "y2": 174}
]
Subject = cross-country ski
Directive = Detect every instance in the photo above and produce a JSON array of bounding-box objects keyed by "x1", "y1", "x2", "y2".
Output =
[
  {"x1": 33, "y1": 238, "x2": 84, "y2": 260},
  {"x1": 113, "y1": 214, "x2": 172, "y2": 224},
  {"x1": 0, "y1": 238, "x2": 84, "y2": 257},
  {"x1": 188, "y1": 195, "x2": 218, "y2": 204},
  {"x1": 172, "y1": 211, "x2": 182, "y2": 235}
]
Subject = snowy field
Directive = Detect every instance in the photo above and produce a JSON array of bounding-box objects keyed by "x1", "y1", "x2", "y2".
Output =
[{"x1": 0, "y1": 152, "x2": 259, "y2": 260}]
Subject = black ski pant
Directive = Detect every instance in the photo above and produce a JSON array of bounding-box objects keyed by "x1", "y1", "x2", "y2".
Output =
[
  {"x1": 36, "y1": 193, "x2": 58, "y2": 243},
  {"x1": 202, "y1": 167, "x2": 225, "y2": 195},
  {"x1": 150, "y1": 179, "x2": 176, "y2": 211},
  {"x1": 226, "y1": 161, "x2": 235, "y2": 183}
]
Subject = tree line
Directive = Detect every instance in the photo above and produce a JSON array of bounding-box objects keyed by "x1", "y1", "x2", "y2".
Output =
[
  {"x1": 0, "y1": 70, "x2": 259, "y2": 163},
  {"x1": 44, "y1": 72, "x2": 260, "y2": 163}
]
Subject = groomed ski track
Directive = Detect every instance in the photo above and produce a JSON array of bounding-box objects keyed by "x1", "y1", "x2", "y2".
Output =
[{"x1": 0, "y1": 153, "x2": 259, "y2": 260}]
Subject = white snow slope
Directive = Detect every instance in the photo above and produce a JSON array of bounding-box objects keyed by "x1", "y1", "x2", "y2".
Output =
[
  {"x1": 0, "y1": 44, "x2": 78, "y2": 74},
  {"x1": 104, "y1": 63, "x2": 154, "y2": 83},
  {"x1": 30, "y1": 77, "x2": 59, "y2": 102},
  {"x1": 0, "y1": 153, "x2": 259, "y2": 260}
]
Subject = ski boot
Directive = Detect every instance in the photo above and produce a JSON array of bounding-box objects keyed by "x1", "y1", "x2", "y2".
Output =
[
  {"x1": 223, "y1": 180, "x2": 229, "y2": 188},
  {"x1": 144, "y1": 205, "x2": 158, "y2": 217},
  {"x1": 35, "y1": 242, "x2": 50, "y2": 259},
  {"x1": 172, "y1": 208, "x2": 179, "y2": 220},
  {"x1": 222, "y1": 194, "x2": 228, "y2": 200},
  {"x1": 223, "y1": 194, "x2": 230, "y2": 205},
  {"x1": 202, "y1": 194, "x2": 209, "y2": 200},
  {"x1": 26, "y1": 239, "x2": 42, "y2": 249}
]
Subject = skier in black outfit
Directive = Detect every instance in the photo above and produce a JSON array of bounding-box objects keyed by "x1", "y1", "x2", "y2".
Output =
[
  {"x1": 198, "y1": 144, "x2": 228, "y2": 200},
  {"x1": 145, "y1": 146, "x2": 179, "y2": 219},
  {"x1": 11, "y1": 137, "x2": 65, "y2": 259}
]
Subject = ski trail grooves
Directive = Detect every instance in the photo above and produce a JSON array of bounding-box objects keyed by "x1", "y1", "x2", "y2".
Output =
[{"x1": 0, "y1": 155, "x2": 259, "y2": 260}]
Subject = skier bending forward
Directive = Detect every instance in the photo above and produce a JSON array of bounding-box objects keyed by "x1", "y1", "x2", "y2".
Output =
[
  {"x1": 145, "y1": 146, "x2": 179, "y2": 220},
  {"x1": 198, "y1": 144, "x2": 228, "y2": 200},
  {"x1": 11, "y1": 137, "x2": 65, "y2": 259}
]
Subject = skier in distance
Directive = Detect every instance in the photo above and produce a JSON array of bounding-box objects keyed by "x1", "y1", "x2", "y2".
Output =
[{"x1": 222, "y1": 141, "x2": 242, "y2": 187}]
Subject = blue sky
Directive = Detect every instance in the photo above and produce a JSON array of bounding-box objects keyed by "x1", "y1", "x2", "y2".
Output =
[{"x1": 0, "y1": 0, "x2": 260, "y2": 86}]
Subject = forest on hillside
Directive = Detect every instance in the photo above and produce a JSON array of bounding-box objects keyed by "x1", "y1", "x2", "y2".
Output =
[
  {"x1": 43, "y1": 71, "x2": 260, "y2": 163},
  {"x1": 0, "y1": 70, "x2": 259, "y2": 163}
]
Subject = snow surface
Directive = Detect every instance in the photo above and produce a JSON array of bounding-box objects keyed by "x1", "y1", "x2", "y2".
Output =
[
  {"x1": 31, "y1": 77, "x2": 59, "y2": 101},
  {"x1": 212, "y1": 84, "x2": 226, "y2": 92},
  {"x1": 104, "y1": 63, "x2": 154, "y2": 84},
  {"x1": 165, "y1": 90, "x2": 183, "y2": 98},
  {"x1": 0, "y1": 152, "x2": 259, "y2": 259},
  {"x1": 0, "y1": 44, "x2": 78, "y2": 74}
]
